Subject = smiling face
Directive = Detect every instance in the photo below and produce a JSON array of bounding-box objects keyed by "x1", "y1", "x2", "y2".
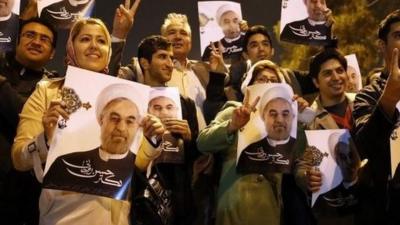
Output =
[
  {"x1": 145, "y1": 48, "x2": 174, "y2": 85},
  {"x1": 73, "y1": 23, "x2": 110, "y2": 72},
  {"x1": 0, "y1": 0, "x2": 14, "y2": 17},
  {"x1": 164, "y1": 23, "x2": 192, "y2": 59},
  {"x1": 313, "y1": 58, "x2": 347, "y2": 103},
  {"x1": 219, "y1": 10, "x2": 241, "y2": 39},
  {"x1": 15, "y1": 22, "x2": 55, "y2": 70},
  {"x1": 100, "y1": 98, "x2": 140, "y2": 154},
  {"x1": 262, "y1": 98, "x2": 294, "y2": 141}
]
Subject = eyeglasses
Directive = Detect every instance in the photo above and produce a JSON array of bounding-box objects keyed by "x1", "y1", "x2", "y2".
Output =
[{"x1": 21, "y1": 31, "x2": 53, "y2": 46}]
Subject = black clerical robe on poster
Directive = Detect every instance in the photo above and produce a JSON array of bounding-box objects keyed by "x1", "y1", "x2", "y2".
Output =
[
  {"x1": 40, "y1": 0, "x2": 94, "y2": 29},
  {"x1": 237, "y1": 137, "x2": 297, "y2": 174},
  {"x1": 43, "y1": 147, "x2": 135, "y2": 200},
  {"x1": 0, "y1": 13, "x2": 19, "y2": 52},
  {"x1": 202, "y1": 33, "x2": 245, "y2": 65},
  {"x1": 280, "y1": 18, "x2": 332, "y2": 46}
]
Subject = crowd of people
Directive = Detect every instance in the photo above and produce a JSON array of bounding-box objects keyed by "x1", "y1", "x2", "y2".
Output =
[{"x1": 0, "y1": 0, "x2": 400, "y2": 225}]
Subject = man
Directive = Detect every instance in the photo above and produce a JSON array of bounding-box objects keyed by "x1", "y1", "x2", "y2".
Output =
[
  {"x1": 39, "y1": 0, "x2": 95, "y2": 29},
  {"x1": 0, "y1": 17, "x2": 58, "y2": 225},
  {"x1": 281, "y1": 0, "x2": 333, "y2": 45},
  {"x1": 138, "y1": 35, "x2": 199, "y2": 225},
  {"x1": 117, "y1": 13, "x2": 209, "y2": 129},
  {"x1": 197, "y1": 83, "x2": 311, "y2": 225},
  {"x1": 352, "y1": 9, "x2": 400, "y2": 225},
  {"x1": 346, "y1": 65, "x2": 361, "y2": 92},
  {"x1": 297, "y1": 48, "x2": 364, "y2": 225},
  {"x1": 202, "y1": 3, "x2": 245, "y2": 64},
  {"x1": 0, "y1": 0, "x2": 18, "y2": 51},
  {"x1": 148, "y1": 92, "x2": 180, "y2": 119}
]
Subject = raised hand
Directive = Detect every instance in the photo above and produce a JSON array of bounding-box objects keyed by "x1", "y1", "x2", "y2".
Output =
[
  {"x1": 42, "y1": 100, "x2": 69, "y2": 143},
  {"x1": 162, "y1": 118, "x2": 192, "y2": 141},
  {"x1": 228, "y1": 89, "x2": 260, "y2": 134},
  {"x1": 380, "y1": 48, "x2": 400, "y2": 117},
  {"x1": 293, "y1": 94, "x2": 309, "y2": 113},
  {"x1": 112, "y1": 0, "x2": 141, "y2": 39},
  {"x1": 306, "y1": 168, "x2": 323, "y2": 193},
  {"x1": 239, "y1": 20, "x2": 249, "y2": 32},
  {"x1": 209, "y1": 41, "x2": 227, "y2": 74}
]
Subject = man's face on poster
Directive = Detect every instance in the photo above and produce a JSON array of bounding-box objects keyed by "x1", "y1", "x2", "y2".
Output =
[
  {"x1": 148, "y1": 96, "x2": 178, "y2": 119},
  {"x1": 346, "y1": 66, "x2": 359, "y2": 92},
  {"x1": 262, "y1": 98, "x2": 294, "y2": 141},
  {"x1": 304, "y1": 0, "x2": 327, "y2": 22},
  {"x1": 333, "y1": 140, "x2": 360, "y2": 182},
  {"x1": 219, "y1": 10, "x2": 241, "y2": 39},
  {"x1": 100, "y1": 98, "x2": 140, "y2": 155},
  {"x1": 0, "y1": 0, "x2": 14, "y2": 17}
]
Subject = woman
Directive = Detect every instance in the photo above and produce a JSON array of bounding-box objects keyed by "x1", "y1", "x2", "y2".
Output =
[{"x1": 11, "y1": 18, "x2": 162, "y2": 225}]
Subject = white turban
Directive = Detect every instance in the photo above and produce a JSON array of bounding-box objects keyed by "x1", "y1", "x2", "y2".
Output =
[
  {"x1": 258, "y1": 83, "x2": 295, "y2": 117},
  {"x1": 215, "y1": 3, "x2": 241, "y2": 24},
  {"x1": 95, "y1": 83, "x2": 146, "y2": 123}
]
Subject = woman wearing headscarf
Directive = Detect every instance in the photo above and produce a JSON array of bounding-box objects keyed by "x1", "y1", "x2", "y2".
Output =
[{"x1": 11, "y1": 18, "x2": 163, "y2": 225}]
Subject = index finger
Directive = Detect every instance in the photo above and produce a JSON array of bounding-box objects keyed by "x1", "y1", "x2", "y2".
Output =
[
  {"x1": 129, "y1": 0, "x2": 141, "y2": 15},
  {"x1": 249, "y1": 96, "x2": 260, "y2": 112},
  {"x1": 243, "y1": 88, "x2": 250, "y2": 107},
  {"x1": 124, "y1": 0, "x2": 130, "y2": 9},
  {"x1": 210, "y1": 41, "x2": 217, "y2": 53},
  {"x1": 391, "y1": 48, "x2": 399, "y2": 75}
]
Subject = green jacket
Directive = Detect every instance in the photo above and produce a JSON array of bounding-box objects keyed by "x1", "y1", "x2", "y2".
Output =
[{"x1": 197, "y1": 101, "x2": 307, "y2": 225}]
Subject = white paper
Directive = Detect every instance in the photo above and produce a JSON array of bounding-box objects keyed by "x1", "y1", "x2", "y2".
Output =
[
  {"x1": 345, "y1": 54, "x2": 363, "y2": 92},
  {"x1": 305, "y1": 129, "x2": 347, "y2": 207}
]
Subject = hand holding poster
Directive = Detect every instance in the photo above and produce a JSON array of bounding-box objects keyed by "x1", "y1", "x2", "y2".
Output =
[
  {"x1": 280, "y1": 0, "x2": 333, "y2": 46},
  {"x1": 305, "y1": 129, "x2": 360, "y2": 206},
  {"x1": 236, "y1": 83, "x2": 298, "y2": 174}
]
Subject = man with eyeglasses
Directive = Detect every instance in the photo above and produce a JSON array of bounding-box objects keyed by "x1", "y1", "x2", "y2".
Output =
[{"x1": 0, "y1": 17, "x2": 58, "y2": 225}]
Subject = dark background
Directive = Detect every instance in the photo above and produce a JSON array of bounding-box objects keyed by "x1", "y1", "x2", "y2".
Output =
[{"x1": 20, "y1": 0, "x2": 282, "y2": 74}]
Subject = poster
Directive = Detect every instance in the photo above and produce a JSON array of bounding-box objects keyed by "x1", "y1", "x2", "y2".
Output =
[
  {"x1": 345, "y1": 54, "x2": 363, "y2": 92},
  {"x1": 198, "y1": 1, "x2": 244, "y2": 64},
  {"x1": 38, "y1": 0, "x2": 95, "y2": 29},
  {"x1": 236, "y1": 83, "x2": 298, "y2": 174},
  {"x1": 0, "y1": 0, "x2": 20, "y2": 51},
  {"x1": 280, "y1": 0, "x2": 332, "y2": 45},
  {"x1": 43, "y1": 66, "x2": 150, "y2": 200}
]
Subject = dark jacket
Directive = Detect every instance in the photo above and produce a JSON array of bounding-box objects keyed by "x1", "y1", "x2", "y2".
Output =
[{"x1": 353, "y1": 71, "x2": 400, "y2": 225}]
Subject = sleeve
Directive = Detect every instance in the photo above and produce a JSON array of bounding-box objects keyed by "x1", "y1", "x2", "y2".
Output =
[
  {"x1": 108, "y1": 41, "x2": 126, "y2": 77},
  {"x1": 135, "y1": 136, "x2": 162, "y2": 171},
  {"x1": 11, "y1": 81, "x2": 56, "y2": 171},
  {"x1": 196, "y1": 102, "x2": 238, "y2": 154},
  {"x1": 203, "y1": 71, "x2": 228, "y2": 123}
]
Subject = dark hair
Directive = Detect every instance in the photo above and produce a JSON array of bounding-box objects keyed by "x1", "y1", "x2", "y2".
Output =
[
  {"x1": 18, "y1": 17, "x2": 58, "y2": 48},
  {"x1": 309, "y1": 48, "x2": 347, "y2": 79},
  {"x1": 243, "y1": 25, "x2": 273, "y2": 52},
  {"x1": 378, "y1": 9, "x2": 400, "y2": 43},
  {"x1": 137, "y1": 35, "x2": 172, "y2": 71}
]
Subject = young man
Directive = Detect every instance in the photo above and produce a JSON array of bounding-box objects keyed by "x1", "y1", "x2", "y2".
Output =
[
  {"x1": 300, "y1": 48, "x2": 362, "y2": 225},
  {"x1": 352, "y1": 9, "x2": 400, "y2": 225},
  {"x1": 137, "y1": 35, "x2": 200, "y2": 225}
]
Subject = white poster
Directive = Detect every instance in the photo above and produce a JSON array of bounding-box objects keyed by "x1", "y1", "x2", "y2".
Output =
[
  {"x1": 38, "y1": 0, "x2": 95, "y2": 29},
  {"x1": 280, "y1": 0, "x2": 332, "y2": 45},
  {"x1": 236, "y1": 83, "x2": 298, "y2": 174},
  {"x1": 0, "y1": 0, "x2": 21, "y2": 51},
  {"x1": 43, "y1": 66, "x2": 150, "y2": 200},
  {"x1": 305, "y1": 129, "x2": 351, "y2": 206},
  {"x1": 345, "y1": 54, "x2": 363, "y2": 92},
  {"x1": 198, "y1": 1, "x2": 244, "y2": 64}
]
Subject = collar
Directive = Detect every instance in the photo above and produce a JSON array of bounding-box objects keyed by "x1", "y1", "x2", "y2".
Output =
[
  {"x1": 0, "y1": 13, "x2": 12, "y2": 22},
  {"x1": 223, "y1": 34, "x2": 242, "y2": 43},
  {"x1": 266, "y1": 136, "x2": 290, "y2": 147},
  {"x1": 69, "y1": 0, "x2": 90, "y2": 7},
  {"x1": 173, "y1": 58, "x2": 192, "y2": 71},
  {"x1": 307, "y1": 18, "x2": 326, "y2": 26},
  {"x1": 98, "y1": 147, "x2": 129, "y2": 161},
  {"x1": 6, "y1": 53, "x2": 45, "y2": 78}
]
